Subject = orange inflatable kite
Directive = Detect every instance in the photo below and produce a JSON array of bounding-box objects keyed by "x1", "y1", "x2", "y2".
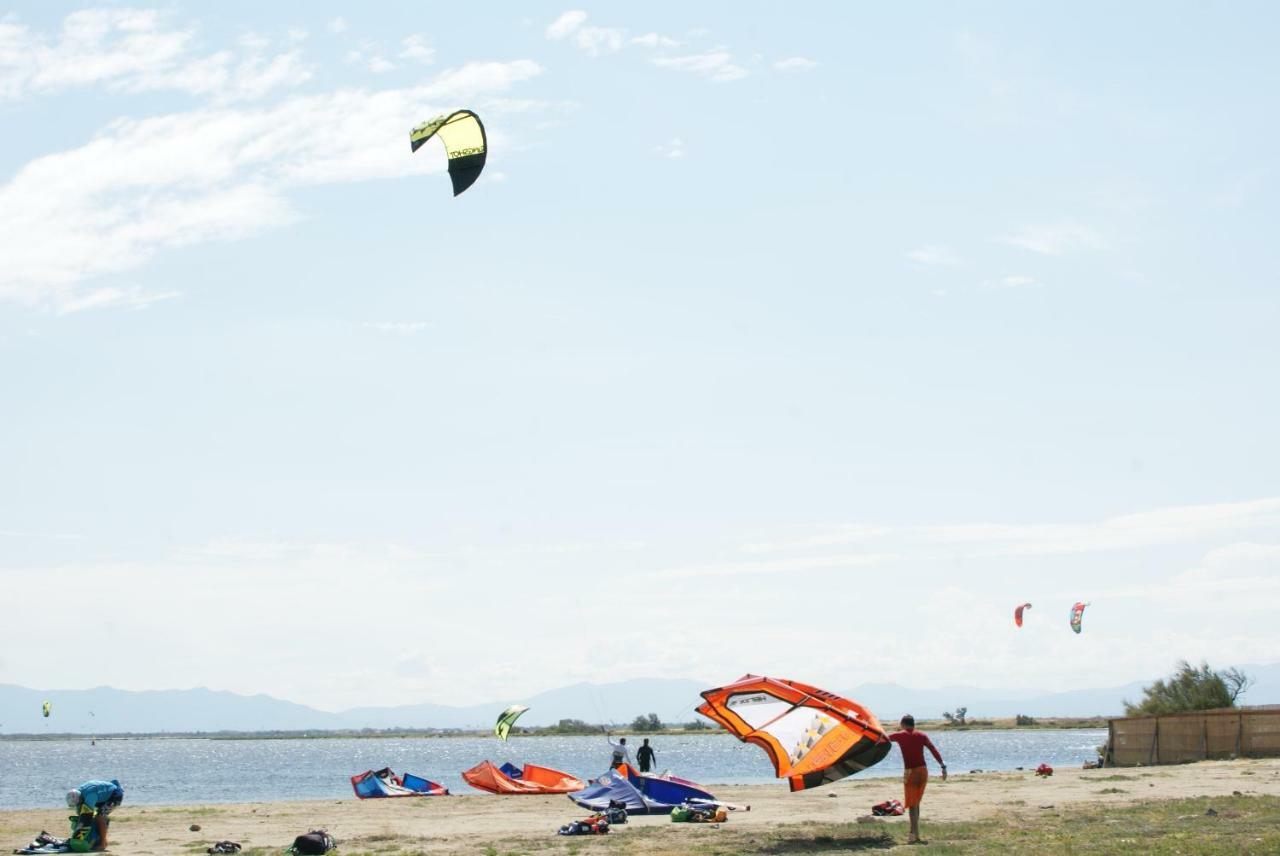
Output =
[
  {"x1": 462, "y1": 761, "x2": 584, "y2": 795},
  {"x1": 697, "y1": 675, "x2": 890, "y2": 791}
]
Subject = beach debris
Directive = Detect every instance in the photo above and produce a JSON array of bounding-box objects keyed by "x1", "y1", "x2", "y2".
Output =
[
  {"x1": 189, "y1": 823, "x2": 201, "y2": 831},
  {"x1": 671, "y1": 805, "x2": 727, "y2": 823},
  {"x1": 1205, "y1": 807, "x2": 1218, "y2": 817},
  {"x1": 409, "y1": 110, "x2": 487, "y2": 197},
  {"x1": 289, "y1": 829, "x2": 337, "y2": 854},
  {"x1": 1038, "y1": 804, "x2": 1055, "y2": 809},
  {"x1": 1035, "y1": 763, "x2": 1054, "y2": 777},
  {"x1": 207, "y1": 843, "x2": 242, "y2": 854},
  {"x1": 1233, "y1": 790, "x2": 1243, "y2": 796},
  {"x1": 828, "y1": 792, "x2": 838, "y2": 798},
  {"x1": 558, "y1": 816, "x2": 610, "y2": 835},
  {"x1": 871, "y1": 799, "x2": 904, "y2": 816},
  {"x1": 697, "y1": 674, "x2": 890, "y2": 790}
]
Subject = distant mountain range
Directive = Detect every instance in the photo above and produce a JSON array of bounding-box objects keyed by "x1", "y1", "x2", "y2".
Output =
[{"x1": 4, "y1": 664, "x2": 1277, "y2": 734}]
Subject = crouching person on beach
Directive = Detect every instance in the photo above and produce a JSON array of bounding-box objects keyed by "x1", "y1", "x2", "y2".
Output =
[
  {"x1": 887, "y1": 716, "x2": 945, "y2": 845},
  {"x1": 66, "y1": 779, "x2": 123, "y2": 851}
]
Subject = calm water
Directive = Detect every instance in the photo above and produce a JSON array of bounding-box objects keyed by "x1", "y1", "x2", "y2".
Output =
[{"x1": 0, "y1": 730, "x2": 1105, "y2": 809}]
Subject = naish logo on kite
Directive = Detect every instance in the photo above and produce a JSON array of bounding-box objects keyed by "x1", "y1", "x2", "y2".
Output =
[{"x1": 727, "y1": 693, "x2": 771, "y2": 707}]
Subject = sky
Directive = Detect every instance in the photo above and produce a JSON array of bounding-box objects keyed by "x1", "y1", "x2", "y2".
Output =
[{"x1": 1, "y1": 2, "x2": 1278, "y2": 712}]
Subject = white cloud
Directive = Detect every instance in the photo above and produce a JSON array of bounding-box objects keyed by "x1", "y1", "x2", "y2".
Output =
[
  {"x1": 907, "y1": 244, "x2": 962, "y2": 267},
  {"x1": 772, "y1": 56, "x2": 817, "y2": 72},
  {"x1": 221, "y1": 51, "x2": 311, "y2": 101},
  {"x1": 56, "y1": 285, "x2": 180, "y2": 315},
  {"x1": 653, "y1": 50, "x2": 747, "y2": 82},
  {"x1": 985, "y1": 274, "x2": 1039, "y2": 288},
  {"x1": 922, "y1": 498, "x2": 1280, "y2": 558},
  {"x1": 0, "y1": 9, "x2": 309, "y2": 102},
  {"x1": 545, "y1": 11, "x2": 588, "y2": 40},
  {"x1": 363, "y1": 321, "x2": 430, "y2": 335},
  {"x1": 399, "y1": 34, "x2": 435, "y2": 64},
  {"x1": 1101, "y1": 542, "x2": 1280, "y2": 614},
  {"x1": 345, "y1": 42, "x2": 395, "y2": 73},
  {"x1": 4, "y1": 503, "x2": 1277, "y2": 706},
  {"x1": 743, "y1": 525, "x2": 894, "y2": 554},
  {"x1": 327, "y1": 17, "x2": 348, "y2": 35},
  {"x1": 0, "y1": 59, "x2": 543, "y2": 309},
  {"x1": 653, "y1": 137, "x2": 685, "y2": 159},
  {"x1": 996, "y1": 222, "x2": 1105, "y2": 255},
  {"x1": 544, "y1": 11, "x2": 623, "y2": 57},
  {"x1": 574, "y1": 25, "x2": 625, "y2": 56},
  {"x1": 657, "y1": 552, "x2": 900, "y2": 580},
  {"x1": 631, "y1": 32, "x2": 680, "y2": 49},
  {"x1": 733, "y1": 497, "x2": 1280, "y2": 563}
]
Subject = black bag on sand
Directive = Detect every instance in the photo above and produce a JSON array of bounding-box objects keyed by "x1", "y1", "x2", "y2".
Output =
[{"x1": 290, "y1": 830, "x2": 337, "y2": 854}]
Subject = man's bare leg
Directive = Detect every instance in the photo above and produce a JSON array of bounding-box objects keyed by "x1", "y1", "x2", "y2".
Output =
[{"x1": 907, "y1": 805, "x2": 921, "y2": 843}]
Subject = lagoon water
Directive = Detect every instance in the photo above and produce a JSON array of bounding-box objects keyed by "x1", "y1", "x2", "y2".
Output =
[{"x1": 0, "y1": 730, "x2": 1105, "y2": 809}]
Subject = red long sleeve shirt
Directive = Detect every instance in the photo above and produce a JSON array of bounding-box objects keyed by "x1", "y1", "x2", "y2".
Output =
[{"x1": 888, "y1": 730, "x2": 944, "y2": 769}]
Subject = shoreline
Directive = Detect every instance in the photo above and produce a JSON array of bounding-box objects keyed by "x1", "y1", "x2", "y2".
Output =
[
  {"x1": 0, "y1": 717, "x2": 1111, "y2": 742},
  {"x1": 3, "y1": 758, "x2": 1275, "y2": 854}
]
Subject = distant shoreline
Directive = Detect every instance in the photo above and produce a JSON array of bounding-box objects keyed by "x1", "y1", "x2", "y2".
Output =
[{"x1": 0, "y1": 717, "x2": 1110, "y2": 741}]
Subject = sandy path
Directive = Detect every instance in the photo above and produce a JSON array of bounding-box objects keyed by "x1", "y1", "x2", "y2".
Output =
[{"x1": 3, "y1": 759, "x2": 1277, "y2": 854}]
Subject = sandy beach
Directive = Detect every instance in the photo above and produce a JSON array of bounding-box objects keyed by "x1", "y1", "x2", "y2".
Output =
[{"x1": 3, "y1": 759, "x2": 1278, "y2": 854}]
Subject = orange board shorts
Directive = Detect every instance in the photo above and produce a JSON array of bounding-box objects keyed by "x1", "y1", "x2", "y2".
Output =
[{"x1": 903, "y1": 766, "x2": 928, "y2": 808}]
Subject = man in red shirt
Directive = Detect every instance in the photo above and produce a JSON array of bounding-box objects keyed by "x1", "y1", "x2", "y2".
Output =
[{"x1": 887, "y1": 714, "x2": 946, "y2": 844}]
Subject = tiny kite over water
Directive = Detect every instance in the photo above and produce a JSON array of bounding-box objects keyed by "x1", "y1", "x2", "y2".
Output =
[
  {"x1": 41, "y1": 701, "x2": 50, "y2": 718},
  {"x1": 1070, "y1": 601, "x2": 1089, "y2": 634},
  {"x1": 1014, "y1": 602, "x2": 1032, "y2": 628},
  {"x1": 409, "y1": 110, "x2": 487, "y2": 196},
  {"x1": 495, "y1": 705, "x2": 529, "y2": 741},
  {"x1": 697, "y1": 675, "x2": 890, "y2": 791}
]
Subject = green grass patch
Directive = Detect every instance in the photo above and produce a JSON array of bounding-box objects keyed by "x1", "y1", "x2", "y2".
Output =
[{"x1": 457, "y1": 794, "x2": 1280, "y2": 854}]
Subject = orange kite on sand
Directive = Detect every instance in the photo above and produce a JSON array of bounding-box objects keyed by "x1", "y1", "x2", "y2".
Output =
[
  {"x1": 697, "y1": 674, "x2": 891, "y2": 791},
  {"x1": 462, "y1": 761, "x2": 585, "y2": 795}
]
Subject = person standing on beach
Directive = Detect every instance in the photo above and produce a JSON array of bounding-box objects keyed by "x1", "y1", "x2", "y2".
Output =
[
  {"x1": 887, "y1": 715, "x2": 945, "y2": 845},
  {"x1": 606, "y1": 734, "x2": 631, "y2": 770},
  {"x1": 636, "y1": 738, "x2": 656, "y2": 773}
]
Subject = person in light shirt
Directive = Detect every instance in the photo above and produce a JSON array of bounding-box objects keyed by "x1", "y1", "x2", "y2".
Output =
[{"x1": 606, "y1": 734, "x2": 632, "y2": 770}]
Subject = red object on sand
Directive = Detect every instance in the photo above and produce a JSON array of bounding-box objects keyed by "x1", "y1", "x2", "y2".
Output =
[{"x1": 1035, "y1": 763, "x2": 1054, "y2": 777}]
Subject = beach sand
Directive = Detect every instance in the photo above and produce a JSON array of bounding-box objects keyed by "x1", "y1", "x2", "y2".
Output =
[{"x1": 3, "y1": 759, "x2": 1278, "y2": 854}]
